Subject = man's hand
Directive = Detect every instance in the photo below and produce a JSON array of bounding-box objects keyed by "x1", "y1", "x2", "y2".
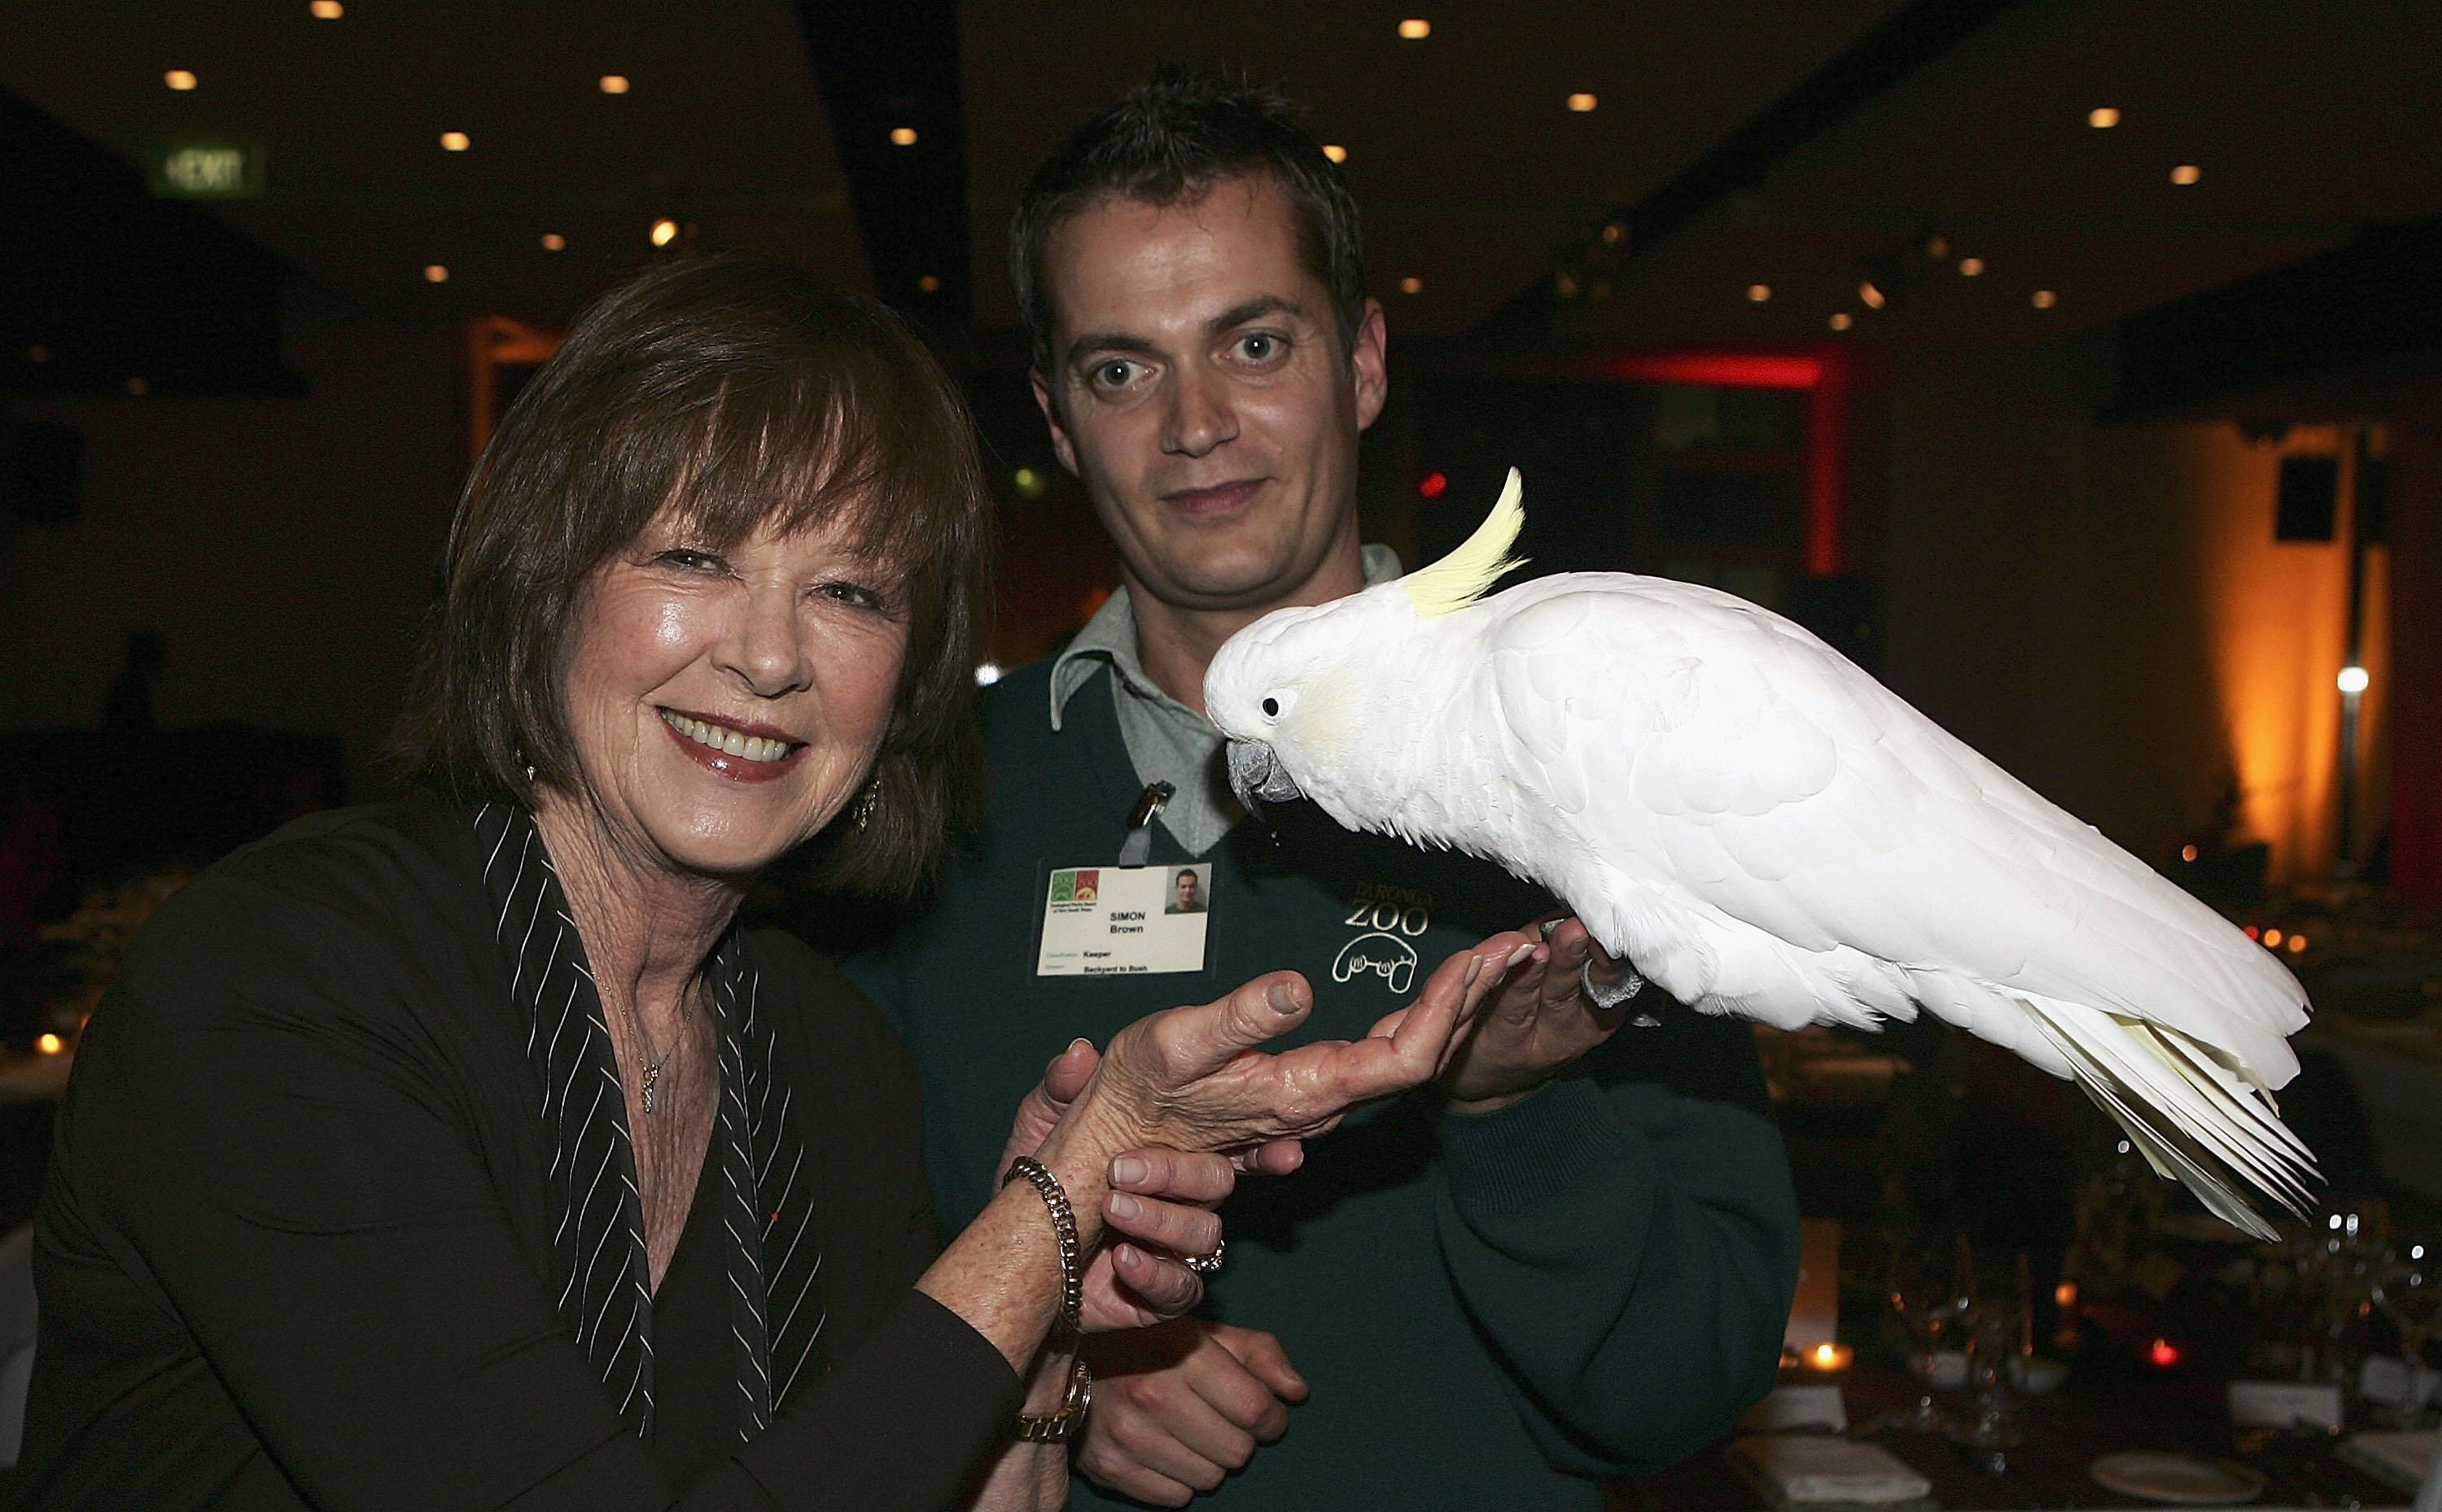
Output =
[
  {"x1": 1443, "y1": 915, "x2": 1631, "y2": 1115},
  {"x1": 1077, "y1": 1319, "x2": 1309, "y2": 1506}
]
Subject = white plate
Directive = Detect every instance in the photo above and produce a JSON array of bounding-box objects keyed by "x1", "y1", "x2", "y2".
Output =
[{"x1": 2090, "y1": 1451, "x2": 2268, "y2": 1505}]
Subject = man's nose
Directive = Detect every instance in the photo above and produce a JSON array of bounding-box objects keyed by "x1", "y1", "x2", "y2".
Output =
[{"x1": 1162, "y1": 365, "x2": 1238, "y2": 458}]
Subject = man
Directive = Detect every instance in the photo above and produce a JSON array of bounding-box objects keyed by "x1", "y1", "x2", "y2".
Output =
[
  {"x1": 1168, "y1": 867, "x2": 1205, "y2": 914},
  {"x1": 851, "y1": 72, "x2": 1799, "y2": 1510}
]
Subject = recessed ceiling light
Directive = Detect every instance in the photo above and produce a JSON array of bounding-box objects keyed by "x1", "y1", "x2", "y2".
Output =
[
  {"x1": 1959, "y1": 256, "x2": 1985, "y2": 276},
  {"x1": 2171, "y1": 163, "x2": 2201, "y2": 185},
  {"x1": 1398, "y1": 18, "x2": 1430, "y2": 39},
  {"x1": 125, "y1": 378, "x2": 148, "y2": 395},
  {"x1": 650, "y1": 218, "x2": 680, "y2": 247},
  {"x1": 917, "y1": 274, "x2": 941, "y2": 293},
  {"x1": 2088, "y1": 107, "x2": 2121, "y2": 129},
  {"x1": 540, "y1": 233, "x2": 566, "y2": 251},
  {"x1": 1747, "y1": 284, "x2": 1771, "y2": 303},
  {"x1": 2032, "y1": 289, "x2": 2057, "y2": 308},
  {"x1": 309, "y1": 0, "x2": 342, "y2": 16},
  {"x1": 423, "y1": 264, "x2": 449, "y2": 283},
  {"x1": 1566, "y1": 93, "x2": 1598, "y2": 112},
  {"x1": 1858, "y1": 282, "x2": 1886, "y2": 309},
  {"x1": 164, "y1": 69, "x2": 197, "y2": 90},
  {"x1": 440, "y1": 131, "x2": 470, "y2": 151},
  {"x1": 1600, "y1": 223, "x2": 1624, "y2": 244},
  {"x1": 1829, "y1": 312, "x2": 1853, "y2": 331},
  {"x1": 1925, "y1": 235, "x2": 1949, "y2": 259},
  {"x1": 1322, "y1": 143, "x2": 1347, "y2": 163},
  {"x1": 1399, "y1": 276, "x2": 1424, "y2": 294},
  {"x1": 889, "y1": 126, "x2": 918, "y2": 146},
  {"x1": 599, "y1": 74, "x2": 631, "y2": 94}
]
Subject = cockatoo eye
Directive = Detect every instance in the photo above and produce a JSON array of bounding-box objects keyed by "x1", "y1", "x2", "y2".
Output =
[{"x1": 1261, "y1": 697, "x2": 1279, "y2": 718}]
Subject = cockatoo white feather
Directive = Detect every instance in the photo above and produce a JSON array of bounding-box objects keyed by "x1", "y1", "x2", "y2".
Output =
[{"x1": 1207, "y1": 470, "x2": 2315, "y2": 1238}]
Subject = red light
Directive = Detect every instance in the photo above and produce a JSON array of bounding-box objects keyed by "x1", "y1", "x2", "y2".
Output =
[
  {"x1": 2147, "y1": 1338, "x2": 2181, "y2": 1368},
  {"x1": 1418, "y1": 471, "x2": 1448, "y2": 500},
  {"x1": 2243, "y1": 925, "x2": 2260, "y2": 940},
  {"x1": 1585, "y1": 352, "x2": 1822, "y2": 387}
]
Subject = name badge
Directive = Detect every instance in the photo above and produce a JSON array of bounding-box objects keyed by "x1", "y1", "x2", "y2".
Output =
[{"x1": 1037, "y1": 863, "x2": 1212, "y2": 977}]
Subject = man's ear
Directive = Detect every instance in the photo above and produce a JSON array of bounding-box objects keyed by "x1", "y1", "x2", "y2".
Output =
[
  {"x1": 1350, "y1": 299, "x2": 1389, "y2": 432},
  {"x1": 1030, "y1": 368, "x2": 1080, "y2": 476}
]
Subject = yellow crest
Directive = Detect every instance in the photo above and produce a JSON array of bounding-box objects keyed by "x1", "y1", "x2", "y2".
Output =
[{"x1": 1403, "y1": 467, "x2": 1527, "y2": 618}]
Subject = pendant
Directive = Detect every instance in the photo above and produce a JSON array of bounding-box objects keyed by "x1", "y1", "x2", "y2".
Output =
[{"x1": 640, "y1": 1062, "x2": 659, "y2": 1115}]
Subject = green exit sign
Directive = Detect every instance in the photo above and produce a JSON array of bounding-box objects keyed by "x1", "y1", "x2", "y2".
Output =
[{"x1": 149, "y1": 142, "x2": 265, "y2": 199}]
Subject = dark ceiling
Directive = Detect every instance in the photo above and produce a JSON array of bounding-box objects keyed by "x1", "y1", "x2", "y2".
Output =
[{"x1": 3, "y1": 0, "x2": 2439, "y2": 372}]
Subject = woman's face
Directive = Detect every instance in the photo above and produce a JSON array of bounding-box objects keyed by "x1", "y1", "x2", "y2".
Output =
[{"x1": 557, "y1": 506, "x2": 909, "y2": 878}]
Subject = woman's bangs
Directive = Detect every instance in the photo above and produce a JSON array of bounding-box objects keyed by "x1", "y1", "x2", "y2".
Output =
[{"x1": 662, "y1": 361, "x2": 950, "y2": 588}]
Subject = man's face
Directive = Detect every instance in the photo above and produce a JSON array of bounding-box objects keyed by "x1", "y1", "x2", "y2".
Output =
[{"x1": 1033, "y1": 177, "x2": 1386, "y2": 615}]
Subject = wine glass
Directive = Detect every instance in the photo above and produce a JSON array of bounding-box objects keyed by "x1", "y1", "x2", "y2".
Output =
[
  {"x1": 1949, "y1": 1281, "x2": 2027, "y2": 1472},
  {"x1": 1886, "y1": 1237, "x2": 1970, "y2": 1432},
  {"x1": 2372, "y1": 1236, "x2": 2441, "y2": 1428}
]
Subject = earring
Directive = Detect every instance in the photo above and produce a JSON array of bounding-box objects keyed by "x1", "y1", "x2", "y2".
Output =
[{"x1": 851, "y1": 784, "x2": 880, "y2": 831}]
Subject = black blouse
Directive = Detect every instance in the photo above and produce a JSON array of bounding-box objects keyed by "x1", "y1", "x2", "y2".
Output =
[{"x1": 15, "y1": 793, "x2": 1019, "y2": 1510}]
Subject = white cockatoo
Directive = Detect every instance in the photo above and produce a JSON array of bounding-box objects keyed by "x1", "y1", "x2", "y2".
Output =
[{"x1": 1207, "y1": 470, "x2": 2314, "y2": 1238}]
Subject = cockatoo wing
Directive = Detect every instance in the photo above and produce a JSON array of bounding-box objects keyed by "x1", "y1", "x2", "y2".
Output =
[{"x1": 1478, "y1": 573, "x2": 2313, "y2": 1235}]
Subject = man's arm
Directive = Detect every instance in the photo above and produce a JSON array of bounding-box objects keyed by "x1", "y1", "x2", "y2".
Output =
[{"x1": 1432, "y1": 935, "x2": 1800, "y2": 1477}]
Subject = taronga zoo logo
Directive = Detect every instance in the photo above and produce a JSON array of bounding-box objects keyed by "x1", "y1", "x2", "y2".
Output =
[{"x1": 1330, "y1": 884, "x2": 1432, "y2": 995}]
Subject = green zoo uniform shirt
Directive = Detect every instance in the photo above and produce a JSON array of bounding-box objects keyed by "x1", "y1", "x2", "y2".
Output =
[{"x1": 849, "y1": 659, "x2": 1801, "y2": 1511}]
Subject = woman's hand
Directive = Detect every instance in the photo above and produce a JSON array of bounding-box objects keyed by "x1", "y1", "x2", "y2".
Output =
[
  {"x1": 1041, "y1": 933, "x2": 1536, "y2": 1183},
  {"x1": 997, "y1": 1042, "x2": 1284, "y2": 1331}
]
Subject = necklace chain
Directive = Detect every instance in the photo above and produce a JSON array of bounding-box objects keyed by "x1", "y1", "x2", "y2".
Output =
[{"x1": 619, "y1": 985, "x2": 693, "y2": 1117}]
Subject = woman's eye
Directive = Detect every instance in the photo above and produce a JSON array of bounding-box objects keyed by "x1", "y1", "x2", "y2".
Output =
[
  {"x1": 656, "y1": 548, "x2": 722, "y2": 573},
  {"x1": 820, "y1": 580, "x2": 885, "y2": 611}
]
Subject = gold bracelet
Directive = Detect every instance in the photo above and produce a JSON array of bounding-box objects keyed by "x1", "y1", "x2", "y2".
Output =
[
  {"x1": 1011, "y1": 1353, "x2": 1093, "y2": 1442},
  {"x1": 1001, "y1": 1156, "x2": 1084, "y2": 1335}
]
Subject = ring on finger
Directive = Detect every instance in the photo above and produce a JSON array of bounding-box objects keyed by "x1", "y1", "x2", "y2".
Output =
[{"x1": 1180, "y1": 1238, "x2": 1227, "y2": 1277}]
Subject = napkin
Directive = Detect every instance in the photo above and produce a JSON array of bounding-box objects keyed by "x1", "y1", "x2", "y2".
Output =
[{"x1": 1727, "y1": 1435, "x2": 1934, "y2": 1506}]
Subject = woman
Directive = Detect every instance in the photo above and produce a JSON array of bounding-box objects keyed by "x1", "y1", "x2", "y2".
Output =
[{"x1": 16, "y1": 259, "x2": 1524, "y2": 1510}]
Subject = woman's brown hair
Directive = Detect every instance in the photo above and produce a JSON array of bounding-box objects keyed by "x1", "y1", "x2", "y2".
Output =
[{"x1": 392, "y1": 256, "x2": 991, "y2": 894}]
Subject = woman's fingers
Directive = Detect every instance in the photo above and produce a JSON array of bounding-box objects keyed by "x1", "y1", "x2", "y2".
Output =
[
  {"x1": 1232, "y1": 1138, "x2": 1304, "y2": 1176},
  {"x1": 1103, "y1": 1190, "x2": 1223, "y2": 1260},
  {"x1": 1109, "y1": 1243, "x2": 1207, "y2": 1319},
  {"x1": 1132, "y1": 972, "x2": 1313, "y2": 1088},
  {"x1": 1044, "y1": 1037, "x2": 1100, "y2": 1104},
  {"x1": 1107, "y1": 1148, "x2": 1236, "y2": 1207}
]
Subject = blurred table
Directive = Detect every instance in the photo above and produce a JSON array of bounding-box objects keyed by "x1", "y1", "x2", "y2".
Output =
[
  {"x1": 1608, "y1": 1364, "x2": 2413, "y2": 1510},
  {"x1": 2301, "y1": 1015, "x2": 2442, "y2": 1204}
]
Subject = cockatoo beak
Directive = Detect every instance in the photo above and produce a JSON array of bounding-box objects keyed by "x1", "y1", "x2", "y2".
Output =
[{"x1": 1225, "y1": 738, "x2": 1304, "y2": 820}]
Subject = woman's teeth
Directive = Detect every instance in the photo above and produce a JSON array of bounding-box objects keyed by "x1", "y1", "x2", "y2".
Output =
[{"x1": 660, "y1": 710, "x2": 793, "y2": 763}]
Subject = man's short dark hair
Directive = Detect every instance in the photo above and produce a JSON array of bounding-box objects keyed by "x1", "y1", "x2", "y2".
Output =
[
  {"x1": 392, "y1": 256, "x2": 991, "y2": 895},
  {"x1": 1010, "y1": 68, "x2": 1366, "y2": 375}
]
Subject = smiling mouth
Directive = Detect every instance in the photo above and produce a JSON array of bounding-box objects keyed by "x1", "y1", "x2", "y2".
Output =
[{"x1": 659, "y1": 709, "x2": 801, "y2": 764}]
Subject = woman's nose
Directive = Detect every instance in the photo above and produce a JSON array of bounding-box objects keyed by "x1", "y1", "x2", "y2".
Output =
[{"x1": 720, "y1": 582, "x2": 812, "y2": 697}]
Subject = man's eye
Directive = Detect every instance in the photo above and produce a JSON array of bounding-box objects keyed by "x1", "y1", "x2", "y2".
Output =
[
  {"x1": 1090, "y1": 359, "x2": 1138, "y2": 389},
  {"x1": 1237, "y1": 333, "x2": 1282, "y2": 362}
]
